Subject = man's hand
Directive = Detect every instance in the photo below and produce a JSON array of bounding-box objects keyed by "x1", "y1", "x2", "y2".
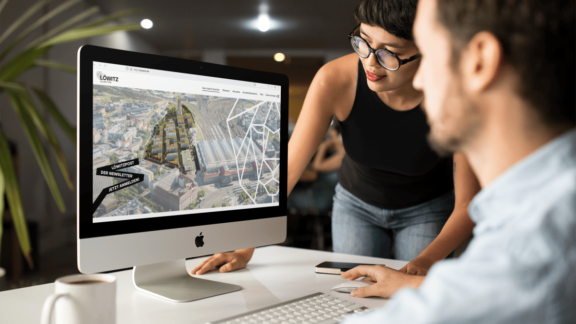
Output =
[
  {"x1": 341, "y1": 265, "x2": 424, "y2": 298},
  {"x1": 191, "y1": 248, "x2": 254, "y2": 275},
  {"x1": 399, "y1": 255, "x2": 436, "y2": 275}
]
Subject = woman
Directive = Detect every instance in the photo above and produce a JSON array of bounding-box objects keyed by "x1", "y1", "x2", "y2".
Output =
[{"x1": 192, "y1": 0, "x2": 479, "y2": 276}]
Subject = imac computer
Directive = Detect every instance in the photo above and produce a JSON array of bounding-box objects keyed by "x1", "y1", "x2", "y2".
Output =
[{"x1": 77, "y1": 45, "x2": 288, "y2": 302}]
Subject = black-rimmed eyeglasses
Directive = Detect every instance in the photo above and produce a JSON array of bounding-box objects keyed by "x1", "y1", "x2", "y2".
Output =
[{"x1": 348, "y1": 24, "x2": 421, "y2": 71}]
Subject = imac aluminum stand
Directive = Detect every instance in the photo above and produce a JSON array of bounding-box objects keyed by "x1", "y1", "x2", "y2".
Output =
[{"x1": 133, "y1": 259, "x2": 242, "y2": 302}]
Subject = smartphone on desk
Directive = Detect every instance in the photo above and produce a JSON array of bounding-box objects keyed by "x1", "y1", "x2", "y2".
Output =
[{"x1": 315, "y1": 262, "x2": 385, "y2": 275}]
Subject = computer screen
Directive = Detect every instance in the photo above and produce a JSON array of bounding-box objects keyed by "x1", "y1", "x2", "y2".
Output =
[
  {"x1": 79, "y1": 46, "x2": 287, "y2": 276},
  {"x1": 91, "y1": 62, "x2": 281, "y2": 223}
]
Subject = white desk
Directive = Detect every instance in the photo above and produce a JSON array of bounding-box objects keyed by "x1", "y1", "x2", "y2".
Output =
[{"x1": 0, "y1": 246, "x2": 407, "y2": 324}]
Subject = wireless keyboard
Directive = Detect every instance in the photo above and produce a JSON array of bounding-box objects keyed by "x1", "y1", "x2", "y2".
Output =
[{"x1": 207, "y1": 292, "x2": 371, "y2": 324}]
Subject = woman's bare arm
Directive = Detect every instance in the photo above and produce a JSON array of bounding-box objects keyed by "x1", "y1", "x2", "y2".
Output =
[
  {"x1": 287, "y1": 57, "x2": 356, "y2": 196},
  {"x1": 399, "y1": 153, "x2": 480, "y2": 275}
]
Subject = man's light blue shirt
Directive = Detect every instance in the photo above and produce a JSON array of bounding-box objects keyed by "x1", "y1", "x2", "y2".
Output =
[{"x1": 345, "y1": 129, "x2": 576, "y2": 324}]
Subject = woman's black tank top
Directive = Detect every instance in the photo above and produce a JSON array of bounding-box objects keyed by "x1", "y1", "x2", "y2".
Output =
[{"x1": 337, "y1": 60, "x2": 454, "y2": 210}]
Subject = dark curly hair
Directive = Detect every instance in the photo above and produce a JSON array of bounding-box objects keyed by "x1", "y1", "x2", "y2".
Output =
[
  {"x1": 354, "y1": 0, "x2": 418, "y2": 41},
  {"x1": 437, "y1": 0, "x2": 575, "y2": 127}
]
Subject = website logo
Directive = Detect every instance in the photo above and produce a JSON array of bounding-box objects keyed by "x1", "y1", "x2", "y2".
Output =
[{"x1": 96, "y1": 71, "x2": 118, "y2": 83}]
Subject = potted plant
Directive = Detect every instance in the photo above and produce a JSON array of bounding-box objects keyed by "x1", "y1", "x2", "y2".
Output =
[{"x1": 0, "y1": 0, "x2": 141, "y2": 269}]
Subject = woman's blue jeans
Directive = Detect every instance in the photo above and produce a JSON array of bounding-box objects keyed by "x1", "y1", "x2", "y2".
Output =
[{"x1": 332, "y1": 183, "x2": 455, "y2": 261}]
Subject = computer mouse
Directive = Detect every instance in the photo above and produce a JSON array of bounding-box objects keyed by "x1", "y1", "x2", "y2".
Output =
[{"x1": 331, "y1": 280, "x2": 374, "y2": 293}]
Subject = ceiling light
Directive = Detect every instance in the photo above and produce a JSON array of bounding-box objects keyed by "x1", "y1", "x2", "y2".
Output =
[
  {"x1": 258, "y1": 14, "x2": 270, "y2": 32},
  {"x1": 141, "y1": 19, "x2": 153, "y2": 29},
  {"x1": 274, "y1": 53, "x2": 285, "y2": 62}
]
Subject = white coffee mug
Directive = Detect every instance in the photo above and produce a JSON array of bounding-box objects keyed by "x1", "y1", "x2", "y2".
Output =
[{"x1": 41, "y1": 273, "x2": 116, "y2": 324}]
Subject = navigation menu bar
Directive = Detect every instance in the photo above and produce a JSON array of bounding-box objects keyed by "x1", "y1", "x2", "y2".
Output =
[{"x1": 93, "y1": 62, "x2": 281, "y2": 103}]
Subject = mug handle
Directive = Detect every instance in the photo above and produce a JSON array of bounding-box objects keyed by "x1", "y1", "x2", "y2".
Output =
[{"x1": 41, "y1": 293, "x2": 69, "y2": 324}]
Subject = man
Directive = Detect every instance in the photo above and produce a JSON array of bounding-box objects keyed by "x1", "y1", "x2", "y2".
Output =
[{"x1": 342, "y1": 0, "x2": 576, "y2": 323}]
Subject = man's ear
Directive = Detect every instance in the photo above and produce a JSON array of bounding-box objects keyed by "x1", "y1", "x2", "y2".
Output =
[{"x1": 460, "y1": 31, "x2": 503, "y2": 94}]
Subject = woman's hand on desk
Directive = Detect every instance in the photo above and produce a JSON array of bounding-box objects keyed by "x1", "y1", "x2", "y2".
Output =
[
  {"x1": 191, "y1": 248, "x2": 255, "y2": 275},
  {"x1": 399, "y1": 255, "x2": 436, "y2": 276},
  {"x1": 341, "y1": 265, "x2": 424, "y2": 298}
]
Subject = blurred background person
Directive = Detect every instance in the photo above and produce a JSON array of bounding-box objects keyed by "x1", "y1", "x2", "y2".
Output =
[{"x1": 287, "y1": 121, "x2": 344, "y2": 213}]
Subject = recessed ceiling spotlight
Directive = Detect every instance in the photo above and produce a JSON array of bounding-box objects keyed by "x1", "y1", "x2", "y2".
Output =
[
  {"x1": 258, "y1": 14, "x2": 270, "y2": 32},
  {"x1": 274, "y1": 53, "x2": 285, "y2": 62},
  {"x1": 141, "y1": 19, "x2": 153, "y2": 29},
  {"x1": 242, "y1": 4, "x2": 291, "y2": 32}
]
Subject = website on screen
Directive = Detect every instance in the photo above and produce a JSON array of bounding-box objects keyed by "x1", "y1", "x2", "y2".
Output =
[{"x1": 91, "y1": 62, "x2": 281, "y2": 223}]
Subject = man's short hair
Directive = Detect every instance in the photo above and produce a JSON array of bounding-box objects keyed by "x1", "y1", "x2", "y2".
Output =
[
  {"x1": 436, "y1": 0, "x2": 575, "y2": 127},
  {"x1": 355, "y1": 0, "x2": 418, "y2": 41}
]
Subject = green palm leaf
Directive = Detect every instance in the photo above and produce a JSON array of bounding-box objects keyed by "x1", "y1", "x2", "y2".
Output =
[
  {"x1": 0, "y1": 164, "x2": 5, "y2": 260},
  {"x1": 15, "y1": 85, "x2": 74, "y2": 190},
  {"x1": 0, "y1": 130, "x2": 32, "y2": 267},
  {"x1": 25, "y1": 5, "x2": 100, "y2": 50},
  {"x1": 5, "y1": 89, "x2": 66, "y2": 212},
  {"x1": 35, "y1": 59, "x2": 76, "y2": 74},
  {"x1": 0, "y1": 0, "x2": 9, "y2": 16},
  {"x1": 77, "y1": 8, "x2": 141, "y2": 29},
  {"x1": 0, "y1": 0, "x2": 48, "y2": 47},
  {"x1": 0, "y1": 80, "x2": 22, "y2": 91},
  {"x1": 0, "y1": 0, "x2": 140, "y2": 269},
  {"x1": 38, "y1": 24, "x2": 141, "y2": 48},
  {"x1": 31, "y1": 87, "x2": 77, "y2": 142},
  {"x1": 0, "y1": 47, "x2": 50, "y2": 82},
  {"x1": 0, "y1": 0, "x2": 82, "y2": 60}
]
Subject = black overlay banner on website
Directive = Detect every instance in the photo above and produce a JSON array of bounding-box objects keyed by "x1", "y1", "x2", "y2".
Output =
[{"x1": 92, "y1": 158, "x2": 144, "y2": 214}]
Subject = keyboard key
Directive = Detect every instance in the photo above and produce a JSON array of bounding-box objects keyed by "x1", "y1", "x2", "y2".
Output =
[
  {"x1": 344, "y1": 304, "x2": 364, "y2": 312},
  {"x1": 317, "y1": 320, "x2": 338, "y2": 324}
]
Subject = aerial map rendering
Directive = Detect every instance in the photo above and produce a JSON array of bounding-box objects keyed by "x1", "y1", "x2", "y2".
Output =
[{"x1": 92, "y1": 85, "x2": 280, "y2": 219}]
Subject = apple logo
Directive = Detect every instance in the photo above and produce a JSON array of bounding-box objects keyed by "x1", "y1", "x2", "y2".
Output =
[{"x1": 195, "y1": 232, "x2": 204, "y2": 247}]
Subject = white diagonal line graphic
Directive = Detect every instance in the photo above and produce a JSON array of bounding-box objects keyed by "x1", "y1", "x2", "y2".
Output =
[{"x1": 227, "y1": 101, "x2": 264, "y2": 121}]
